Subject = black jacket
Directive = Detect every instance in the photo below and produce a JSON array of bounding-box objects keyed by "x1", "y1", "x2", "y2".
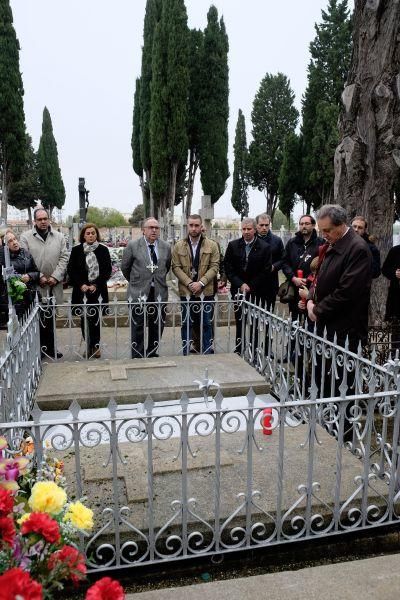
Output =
[
  {"x1": 313, "y1": 228, "x2": 372, "y2": 346},
  {"x1": 67, "y1": 243, "x2": 112, "y2": 305},
  {"x1": 0, "y1": 246, "x2": 40, "y2": 318},
  {"x1": 282, "y1": 229, "x2": 324, "y2": 281},
  {"x1": 382, "y1": 245, "x2": 400, "y2": 320},
  {"x1": 224, "y1": 236, "x2": 272, "y2": 301},
  {"x1": 362, "y1": 234, "x2": 381, "y2": 279},
  {"x1": 258, "y1": 230, "x2": 284, "y2": 297}
]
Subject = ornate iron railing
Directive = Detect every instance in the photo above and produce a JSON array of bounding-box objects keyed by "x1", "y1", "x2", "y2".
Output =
[{"x1": 1, "y1": 298, "x2": 400, "y2": 572}]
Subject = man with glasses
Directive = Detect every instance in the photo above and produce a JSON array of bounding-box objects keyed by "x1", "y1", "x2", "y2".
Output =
[
  {"x1": 281, "y1": 214, "x2": 324, "y2": 321},
  {"x1": 121, "y1": 217, "x2": 171, "y2": 358},
  {"x1": 256, "y1": 213, "x2": 284, "y2": 311},
  {"x1": 20, "y1": 207, "x2": 69, "y2": 359}
]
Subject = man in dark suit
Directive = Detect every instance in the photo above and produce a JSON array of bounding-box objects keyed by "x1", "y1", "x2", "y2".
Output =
[
  {"x1": 121, "y1": 217, "x2": 171, "y2": 358},
  {"x1": 224, "y1": 217, "x2": 271, "y2": 354},
  {"x1": 256, "y1": 213, "x2": 284, "y2": 311}
]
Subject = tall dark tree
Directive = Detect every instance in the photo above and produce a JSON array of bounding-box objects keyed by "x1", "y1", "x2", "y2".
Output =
[
  {"x1": 334, "y1": 0, "x2": 400, "y2": 320},
  {"x1": 248, "y1": 72, "x2": 298, "y2": 217},
  {"x1": 278, "y1": 132, "x2": 302, "y2": 220},
  {"x1": 131, "y1": 77, "x2": 149, "y2": 214},
  {"x1": 163, "y1": 0, "x2": 189, "y2": 218},
  {"x1": 231, "y1": 109, "x2": 249, "y2": 219},
  {"x1": 198, "y1": 6, "x2": 229, "y2": 204},
  {"x1": 139, "y1": 0, "x2": 163, "y2": 216},
  {"x1": 0, "y1": 0, "x2": 26, "y2": 221},
  {"x1": 301, "y1": 0, "x2": 352, "y2": 210},
  {"x1": 37, "y1": 107, "x2": 65, "y2": 213},
  {"x1": 8, "y1": 134, "x2": 40, "y2": 224},
  {"x1": 185, "y1": 28, "x2": 204, "y2": 218}
]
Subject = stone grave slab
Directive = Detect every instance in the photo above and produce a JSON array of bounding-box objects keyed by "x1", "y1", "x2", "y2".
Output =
[
  {"x1": 36, "y1": 353, "x2": 269, "y2": 410},
  {"x1": 57, "y1": 423, "x2": 387, "y2": 537}
]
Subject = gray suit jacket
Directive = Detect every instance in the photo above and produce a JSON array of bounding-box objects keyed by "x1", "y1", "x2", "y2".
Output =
[{"x1": 121, "y1": 237, "x2": 171, "y2": 301}]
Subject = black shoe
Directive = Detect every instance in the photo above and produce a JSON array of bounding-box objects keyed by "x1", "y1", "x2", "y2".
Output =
[{"x1": 56, "y1": 352, "x2": 63, "y2": 359}]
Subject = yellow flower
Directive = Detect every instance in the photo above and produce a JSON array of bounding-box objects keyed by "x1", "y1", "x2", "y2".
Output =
[
  {"x1": 18, "y1": 513, "x2": 31, "y2": 525},
  {"x1": 28, "y1": 481, "x2": 67, "y2": 515},
  {"x1": 64, "y1": 501, "x2": 94, "y2": 532}
]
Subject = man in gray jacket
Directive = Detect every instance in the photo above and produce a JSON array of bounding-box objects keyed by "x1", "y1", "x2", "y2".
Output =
[
  {"x1": 20, "y1": 207, "x2": 69, "y2": 358},
  {"x1": 121, "y1": 217, "x2": 171, "y2": 358}
]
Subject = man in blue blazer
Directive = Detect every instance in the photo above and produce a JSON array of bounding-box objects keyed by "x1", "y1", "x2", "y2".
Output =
[{"x1": 121, "y1": 218, "x2": 171, "y2": 358}]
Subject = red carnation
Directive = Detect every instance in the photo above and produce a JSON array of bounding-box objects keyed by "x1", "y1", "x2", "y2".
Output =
[
  {"x1": 0, "y1": 516, "x2": 15, "y2": 547},
  {"x1": 0, "y1": 567, "x2": 42, "y2": 600},
  {"x1": 21, "y1": 512, "x2": 60, "y2": 544},
  {"x1": 48, "y1": 544, "x2": 87, "y2": 585},
  {"x1": 86, "y1": 577, "x2": 125, "y2": 600},
  {"x1": 0, "y1": 488, "x2": 13, "y2": 517}
]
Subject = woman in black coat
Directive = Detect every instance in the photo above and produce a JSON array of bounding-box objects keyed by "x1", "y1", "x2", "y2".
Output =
[
  {"x1": 0, "y1": 231, "x2": 40, "y2": 323},
  {"x1": 67, "y1": 223, "x2": 112, "y2": 358},
  {"x1": 382, "y1": 245, "x2": 400, "y2": 351}
]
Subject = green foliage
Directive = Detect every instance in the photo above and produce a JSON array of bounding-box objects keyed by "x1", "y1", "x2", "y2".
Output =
[
  {"x1": 131, "y1": 78, "x2": 143, "y2": 178},
  {"x1": 8, "y1": 134, "x2": 40, "y2": 211},
  {"x1": 301, "y1": 0, "x2": 352, "y2": 209},
  {"x1": 37, "y1": 107, "x2": 65, "y2": 211},
  {"x1": 271, "y1": 208, "x2": 296, "y2": 230},
  {"x1": 140, "y1": 0, "x2": 163, "y2": 176},
  {"x1": 73, "y1": 207, "x2": 126, "y2": 228},
  {"x1": 231, "y1": 109, "x2": 249, "y2": 219},
  {"x1": 187, "y1": 29, "x2": 204, "y2": 162},
  {"x1": 198, "y1": 6, "x2": 230, "y2": 204},
  {"x1": 129, "y1": 204, "x2": 145, "y2": 226},
  {"x1": 0, "y1": 0, "x2": 26, "y2": 215},
  {"x1": 248, "y1": 72, "x2": 298, "y2": 217},
  {"x1": 278, "y1": 132, "x2": 302, "y2": 219}
]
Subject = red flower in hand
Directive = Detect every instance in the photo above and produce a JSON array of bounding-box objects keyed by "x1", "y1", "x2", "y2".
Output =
[
  {"x1": 0, "y1": 516, "x2": 15, "y2": 547},
  {"x1": 21, "y1": 512, "x2": 60, "y2": 544},
  {"x1": 0, "y1": 488, "x2": 13, "y2": 517},
  {"x1": 47, "y1": 544, "x2": 87, "y2": 585},
  {"x1": 0, "y1": 568, "x2": 42, "y2": 600},
  {"x1": 86, "y1": 577, "x2": 125, "y2": 600}
]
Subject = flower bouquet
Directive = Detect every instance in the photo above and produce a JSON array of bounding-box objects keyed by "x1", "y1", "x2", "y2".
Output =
[
  {"x1": 8, "y1": 276, "x2": 27, "y2": 303},
  {"x1": 0, "y1": 436, "x2": 125, "y2": 599}
]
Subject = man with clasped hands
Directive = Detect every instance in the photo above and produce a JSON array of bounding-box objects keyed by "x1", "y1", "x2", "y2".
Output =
[
  {"x1": 172, "y1": 214, "x2": 219, "y2": 355},
  {"x1": 121, "y1": 217, "x2": 171, "y2": 358}
]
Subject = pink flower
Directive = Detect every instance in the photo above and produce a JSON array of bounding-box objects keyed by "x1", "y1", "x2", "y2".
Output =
[
  {"x1": 21, "y1": 512, "x2": 60, "y2": 544},
  {"x1": 86, "y1": 577, "x2": 125, "y2": 600},
  {"x1": 0, "y1": 568, "x2": 42, "y2": 600}
]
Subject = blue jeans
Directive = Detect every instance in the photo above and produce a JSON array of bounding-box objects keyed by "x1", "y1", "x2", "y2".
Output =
[{"x1": 180, "y1": 296, "x2": 214, "y2": 355}]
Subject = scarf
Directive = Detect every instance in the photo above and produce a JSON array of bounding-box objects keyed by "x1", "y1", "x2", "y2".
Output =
[{"x1": 83, "y1": 241, "x2": 100, "y2": 282}]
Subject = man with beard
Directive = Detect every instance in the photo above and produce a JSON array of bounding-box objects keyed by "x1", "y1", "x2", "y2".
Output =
[
  {"x1": 172, "y1": 214, "x2": 219, "y2": 355},
  {"x1": 281, "y1": 215, "x2": 324, "y2": 321}
]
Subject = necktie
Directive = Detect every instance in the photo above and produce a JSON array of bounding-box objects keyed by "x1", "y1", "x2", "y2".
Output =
[
  {"x1": 245, "y1": 243, "x2": 251, "y2": 258},
  {"x1": 149, "y1": 244, "x2": 157, "y2": 265}
]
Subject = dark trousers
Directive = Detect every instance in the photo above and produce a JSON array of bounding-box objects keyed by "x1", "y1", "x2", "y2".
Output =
[
  {"x1": 130, "y1": 288, "x2": 166, "y2": 358},
  {"x1": 80, "y1": 307, "x2": 101, "y2": 353}
]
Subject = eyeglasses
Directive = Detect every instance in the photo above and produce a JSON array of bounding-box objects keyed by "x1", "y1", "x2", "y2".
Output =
[{"x1": 145, "y1": 226, "x2": 160, "y2": 230}]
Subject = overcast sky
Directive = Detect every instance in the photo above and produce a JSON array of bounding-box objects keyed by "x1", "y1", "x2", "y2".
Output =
[{"x1": 10, "y1": 0, "x2": 354, "y2": 220}]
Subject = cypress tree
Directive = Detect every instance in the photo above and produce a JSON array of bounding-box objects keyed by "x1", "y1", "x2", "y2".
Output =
[
  {"x1": 164, "y1": 0, "x2": 189, "y2": 218},
  {"x1": 248, "y1": 73, "x2": 298, "y2": 217},
  {"x1": 37, "y1": 107, "x2": 65, "y2": 213},
  {"x1": 139, "y1": 0, "x2": 162, "y2": 215},
  {"x1": 8, "y1": 134, "x2": 40, "y2": 220},
  {"x1": 198, "y1": 6, "x2": 229, "y2": 204},
  {"x1": 301, "y1": 0, "x2": 352, "y2": 209},
  {"x1": 131, "y1": 77, "x2": 149, "y2": 214},
  {"x1": 185, "y1": 28, "x2": 204, "y2": 218},
  {"x1": 231, "y1": 109, "x2": 249, "y2": 219},
  {"x1": 278, "y1": 132, "x2": 302, "y2": 220},
  {"x1": 0, "y1": 0, "x2": 26, "y2": 221}
]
